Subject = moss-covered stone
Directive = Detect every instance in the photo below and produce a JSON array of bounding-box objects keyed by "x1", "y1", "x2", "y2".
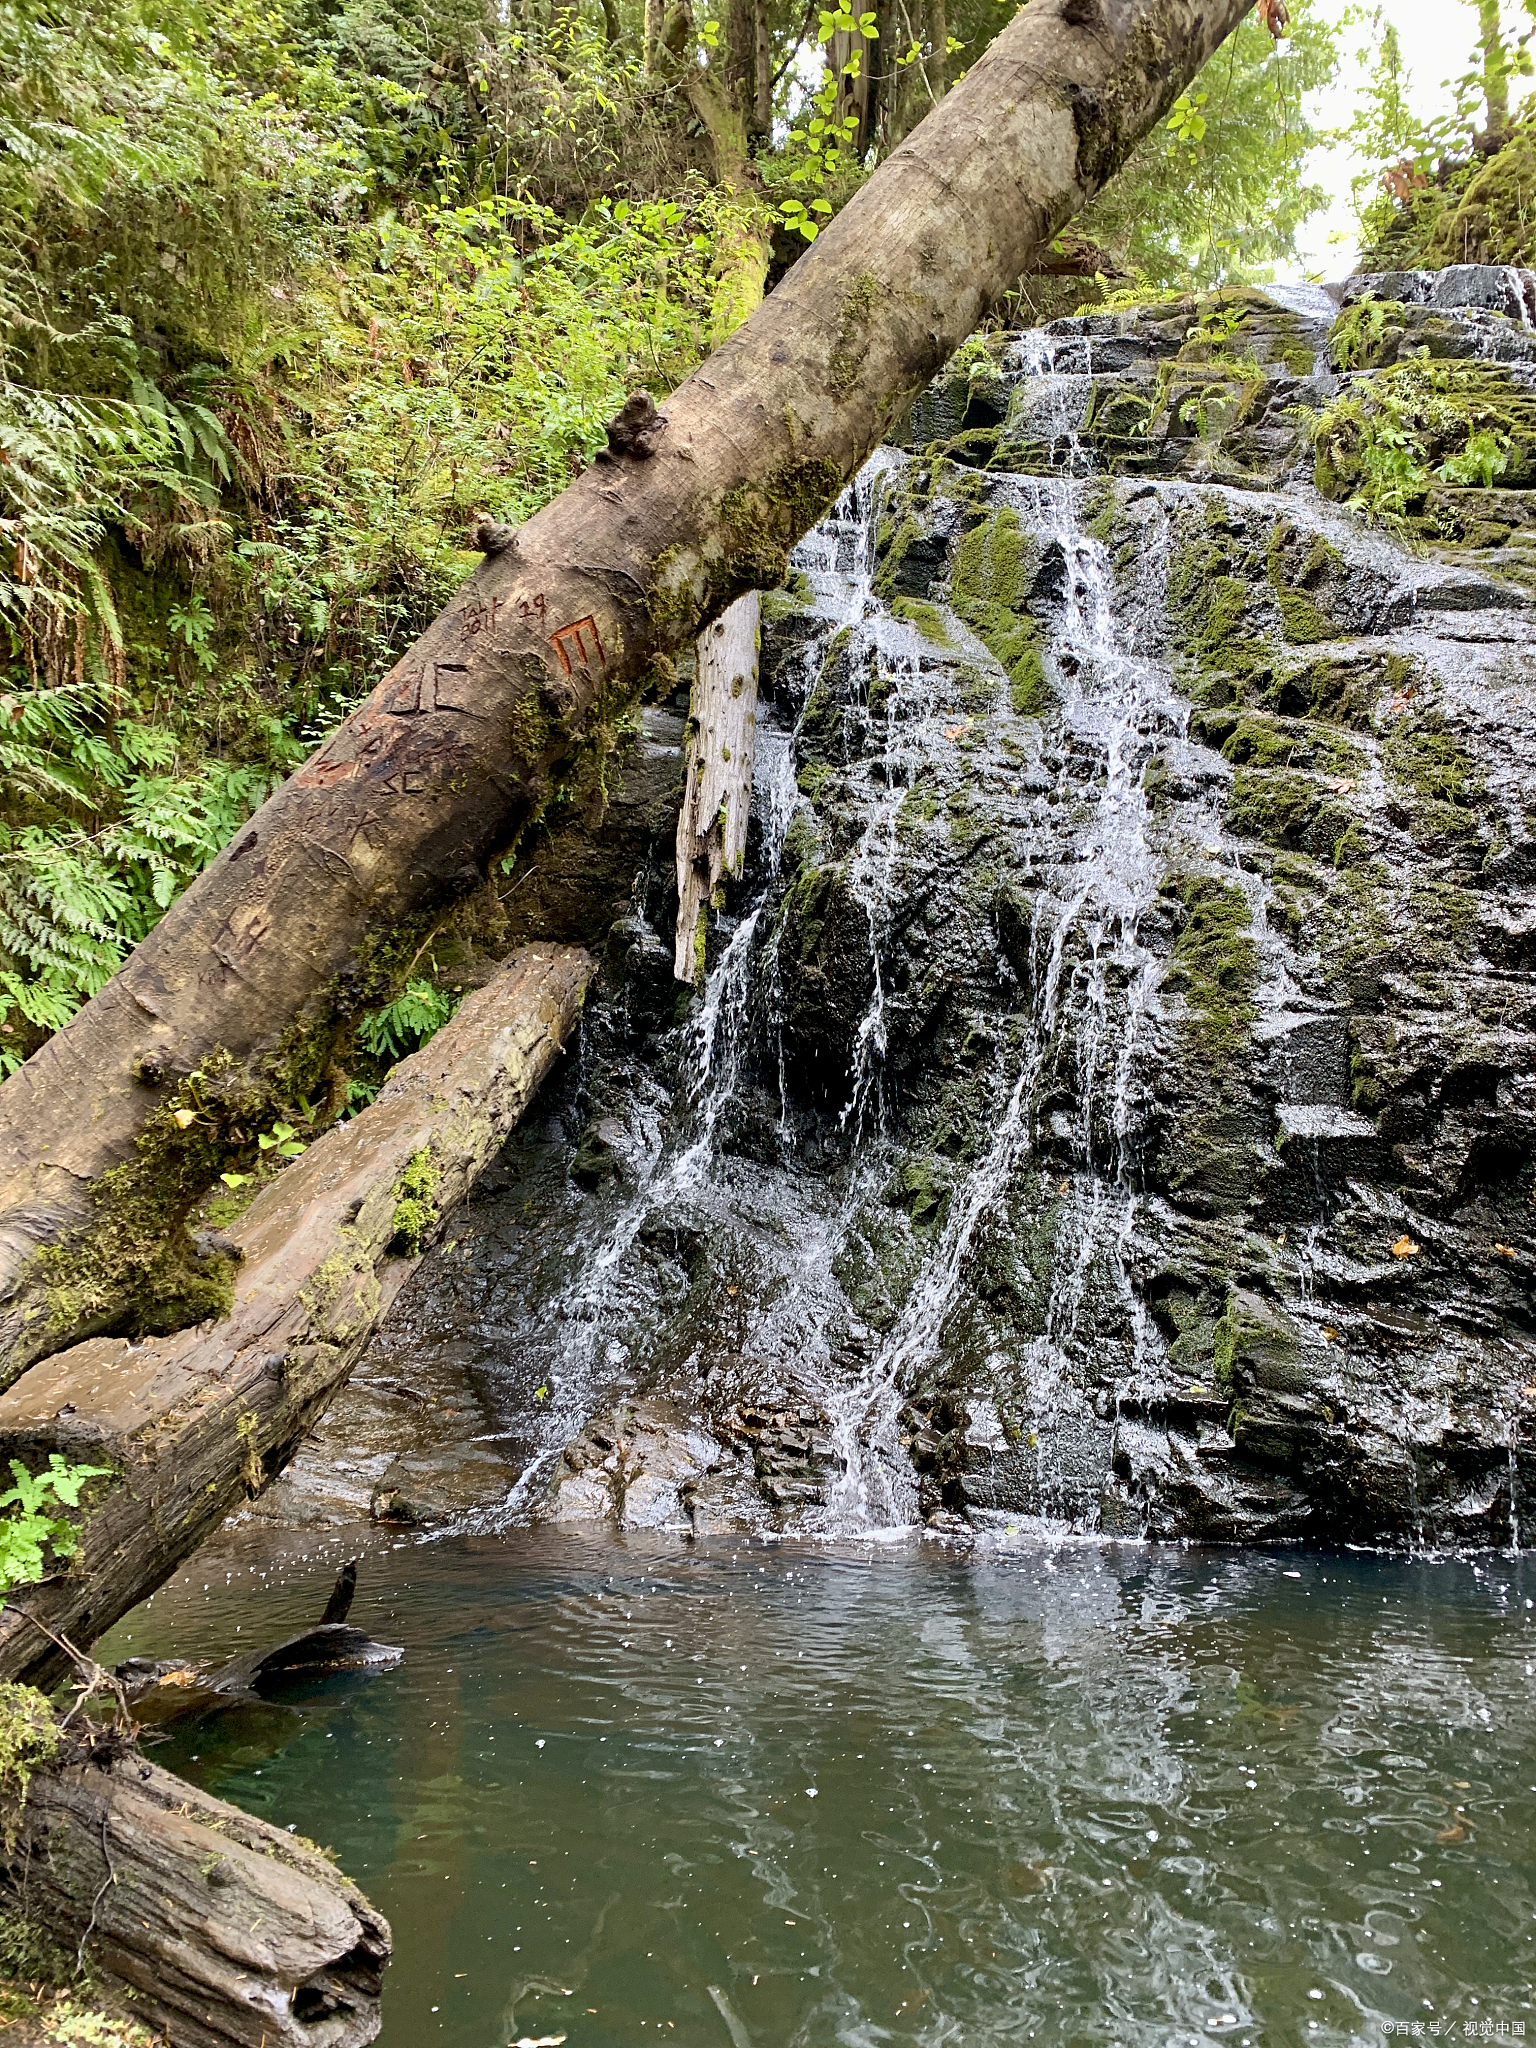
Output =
[
  {"x1": 946, "y1": 509, "x2": 1054, "y2": 716},
  {"x1": 1424, "y1": 125, "x2": 1536, "y2": 267},
  {"x1": 1162, "y1": 877, "x2": 1258, "y2": 1055},
  {"x1": 1226, "y1": 768, "x2": 1354, "y2": 864}
]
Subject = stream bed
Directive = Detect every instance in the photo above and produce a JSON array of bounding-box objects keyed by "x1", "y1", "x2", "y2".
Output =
[{"x1": 99, "y1": 1530, "x2": 1534, "y2": 2048}]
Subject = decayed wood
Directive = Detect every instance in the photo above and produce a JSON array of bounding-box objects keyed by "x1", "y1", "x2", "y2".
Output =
[
  {"x1": 4, "y1": 1742, "x2": 389, "y2": 2048},
  {"x1": 0, "y1": 943, "x2": 591, "y2": 1689},
  {"x1": 0, "y1": 0, "x2": 1258, "y2": 1351},
  {"x1": 675, "y1": 592, "x2": 760, "y2": 980}
]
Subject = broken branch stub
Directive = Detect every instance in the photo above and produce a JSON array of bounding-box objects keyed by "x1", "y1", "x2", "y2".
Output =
[
  {"x1": 0, "y1": 0, "x2": 1258, "y2": 1344},
  {"x1": 676, "y1": 591, "x2": 760, "y2": 981},
  {"x1": 0, "y1": 943, "x2": 591, "y2": 1689}
]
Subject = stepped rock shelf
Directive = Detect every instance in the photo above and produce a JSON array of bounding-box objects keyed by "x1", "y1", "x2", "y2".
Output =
[{"x1": 252, "y1": 269, "x2": 1536, "y2": 1553}]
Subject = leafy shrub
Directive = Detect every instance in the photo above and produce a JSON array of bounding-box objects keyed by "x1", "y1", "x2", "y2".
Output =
[{"x1": 0, "y1": 1454, "x2": 111, "y2": 1596}]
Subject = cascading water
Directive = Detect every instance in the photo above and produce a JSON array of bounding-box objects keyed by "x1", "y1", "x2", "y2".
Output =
[{"x1": 365, "y1": 276, "x2": 1536, "y2": 1559}]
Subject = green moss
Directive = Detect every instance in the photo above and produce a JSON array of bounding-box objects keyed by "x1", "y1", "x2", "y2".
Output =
[
  {"x1": 1267, "y1": 523, "x2": 1343, "y2": 646},
  {"x1": 890, "y1": 596, "x2": 954, "y2": 648},
  {"x1": 1220, "y1": 714, "x2": 1302, "y2": 769},
  {"x1": 947, "y1": 509, "x2": 1055, "y2": 717},
  {"x1": 15, "y1": 1056, "x2": 265, "y2": 1380},
  {"x1": 389, "y1": 1147, "x2": 438, "y2": 1256},
  {"x1": 796, "y1": 757, "x2": 833, "y2": 800},
  {"x1": 829, "y1": 272, "x2": 880, "y2": 397},
  {"x1": 892, "y1": 1154, "x2": 949, "y2": 1235},
  {"x1": 0, "y1": 1684, "x2": 57, "y2": 1813},
  {"x1": 647, "y1": 541, "x2": 704, "y2": 633},
  {"x1": 1211, "y1": 1292, "x2": 1301, "y2": 1395},
  {"x1": 897, "y1": 779, "x2": 941, "y2": 832},
  {"x1": 509, "y1": 690, "x2": 551, "y2": 766},
  {"x1": 1081, "y1": 481, "x2": 1118, "y2": 540},
  {"x1": 873, "y1": 514, "x2": 926, "y2": 600},
  {"x1": 1382, "y1": 712, "x2": 1486, "y2": 844},
  {"x1": 1162, "y1": 876, "x2": 1258, "y2": 1054},
  {"x1": 779, "y1": 813, "x2": 820, "y2": 884},
  {"x1": 1227, "y1": 767, "x2": 1351, "y2": 861},
  {"x1": 1424, "y1": 125, "x2": 1536, "y2": 267}
]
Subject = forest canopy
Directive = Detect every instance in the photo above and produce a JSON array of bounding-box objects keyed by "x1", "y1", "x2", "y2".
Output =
[{"x1": 0, "y1": 0, "x2": 1528, "y2": 1073}]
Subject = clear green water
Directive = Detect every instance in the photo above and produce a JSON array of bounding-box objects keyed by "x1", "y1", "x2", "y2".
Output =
[{"x1": 100, "y1": 1533, "x2": 1535, "y2": 2048}]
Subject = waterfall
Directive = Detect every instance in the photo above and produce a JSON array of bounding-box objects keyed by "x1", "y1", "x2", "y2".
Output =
[{"x1": 451, "y1": 280, "x2": 1536, "y2": 1556}]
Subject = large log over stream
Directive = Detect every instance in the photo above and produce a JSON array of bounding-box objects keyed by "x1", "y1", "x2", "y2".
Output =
[
  {"x1": 0, "y1": 0, "x2": 1260, "y2": 1368},
  {"x1": 5, "y1": 1739, "x2": 389, "y2": 2048},
  {"x1": 0, "y1": 943, "x2": 591, "y2": 1689}
]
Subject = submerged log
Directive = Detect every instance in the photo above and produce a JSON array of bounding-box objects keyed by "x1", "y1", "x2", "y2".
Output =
[
  {"x1": 0, "y1": 943, "x2": 591, "y2": 1689},
  {"x1": 0, "y1": 0, "x2": 1259, "y2": 1368},
  {"x1": 675, "y1": 592, "x2": 760, "y2": 980},
  {"x1": 4, "y1": 1733, "x2": 389, "y2": 2047}
]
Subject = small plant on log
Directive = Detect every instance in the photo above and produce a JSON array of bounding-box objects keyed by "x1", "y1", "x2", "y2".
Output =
[
  {"x1": 0, "y1": 1456, "x2": 112, "y2": 1597},
  {"x1": 389, "y1": 1150, "x2": 439, "y2": 1257}
]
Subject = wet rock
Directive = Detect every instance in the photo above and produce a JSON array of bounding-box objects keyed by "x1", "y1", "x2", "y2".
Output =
[{"x1": 542, "y1": 1400, "x2": 746, "y2": 1533}]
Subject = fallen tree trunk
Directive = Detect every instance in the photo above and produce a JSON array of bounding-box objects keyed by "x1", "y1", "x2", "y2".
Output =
[
  {"x1": 3, "y1": 1732, "x2": 389, "y2": 2048},
  {"x1": 0, "y1": 0, "x2": 1256, "y2": 1370},
  {"x1": 0, "y1": 942, "x2": 590, "y2": 1689}
]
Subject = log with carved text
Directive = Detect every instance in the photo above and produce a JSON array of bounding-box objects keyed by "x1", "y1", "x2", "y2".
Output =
[{"x1": 0, "y1": 0, "x2": 1260, "y2": 1376}]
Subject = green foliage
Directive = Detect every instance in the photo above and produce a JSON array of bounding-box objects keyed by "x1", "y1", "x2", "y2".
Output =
[
  {"x1": 1075, "y1": 1, "x2": 1340, "y2": 287},
  {"x1": 0, "y1": 1454, "x2": 111, "y2": 1595},
  {"x1": 1310, "y1": 360, "x2": 1531, "y2": 525},
  {"x1": 0, "y1": 0, "x2": 745, "y2": 1079},
  {"x1": 358, "y1": 979, "x2": 458, "y2": 1062}
]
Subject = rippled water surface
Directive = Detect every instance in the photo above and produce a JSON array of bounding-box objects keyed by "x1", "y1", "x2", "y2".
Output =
[{"x1": 102, "y1": 1534, "x2": 1536, "y2": 2047}]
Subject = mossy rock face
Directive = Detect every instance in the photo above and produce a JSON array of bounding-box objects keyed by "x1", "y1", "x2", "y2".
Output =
[
  {"x1": 1161, "y1": 877, "x2": 1258, "y2": 1055},
  {"x1": 946, "y1": 509, "x2": 1055, "y2": 715},
  {"x1": 774, "y1": 864, "x2": 875, "y2": 1105},
  {"x1": 1425, "y1": 127, "x2": 1536, "y2": 268}
]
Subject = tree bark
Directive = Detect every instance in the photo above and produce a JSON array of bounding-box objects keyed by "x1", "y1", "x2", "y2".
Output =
[
  {"x1": 1475, "y1": 0, "x2": 1509, "y2": 142},
  {"x1": 0, "y1": 943, "x2": 590, "y2": 1690},
  {"x1": 0, "y1": 0, "x2": 1259, "y2": 1373},
  {"x1": 675, "y1": 594, "x2": 760, "y2": 980},
  {"x1": 4, "y1": 1741, "x2": 390, "y2": 2048}
]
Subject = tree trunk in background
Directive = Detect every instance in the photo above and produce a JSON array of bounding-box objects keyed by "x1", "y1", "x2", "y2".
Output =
[
  {"x1": 4, "y1": 1745, "x2": 390, "y2": 2048},
  {"x1": 754, "y1": 0, "x2": 771, "y2": 138},
  {"x1": 644, "y1": 0, "x2": 664, "y2": 68},
  {"x1": 724, "y1": 0, "x2": 771, "y2": 135},
  {"x1": 831, "y1": 11, "x2": 880, "y2": 159},
  {"x1": 924, "y1": 0, "x2": 946, "y2": 108},
  {"x1": 0, "y1": 0, "x2": 1261, "y2": 1376},
  {"x1": 675, "y1": 595, "x2": 760, "y2": 980},
  {"x1": 1475, "y1": 0, "x2": 1509, "y2": 143},
  {"x1": 0, "y1": 945, "x2": 590, "y2": 1689}
]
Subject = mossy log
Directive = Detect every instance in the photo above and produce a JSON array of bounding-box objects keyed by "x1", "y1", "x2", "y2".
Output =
[
  {"x1": 0, "y1": 0, "x2": 1259, "y2": 1366},
  {"x1": 0, "y1": 943, "x2": 591, "y2": 1689},
  {"x1": 4, "y1": 1738, "x2": 388, "y2": 2047}
]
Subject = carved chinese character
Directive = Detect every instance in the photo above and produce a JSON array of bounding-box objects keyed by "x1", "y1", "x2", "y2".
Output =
[{"x1": 549, "y1": 615, "x2": 605, "y2": 677}]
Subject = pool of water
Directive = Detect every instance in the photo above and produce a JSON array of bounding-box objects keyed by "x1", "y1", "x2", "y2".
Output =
[{"x1": 98, "y1": 1532, "x2": 1535, "y2": 2048}]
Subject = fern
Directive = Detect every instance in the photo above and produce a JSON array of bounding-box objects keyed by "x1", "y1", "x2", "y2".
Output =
[{"x1": 358, "y1": 979, "x2": 457, "y2": 1060}]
